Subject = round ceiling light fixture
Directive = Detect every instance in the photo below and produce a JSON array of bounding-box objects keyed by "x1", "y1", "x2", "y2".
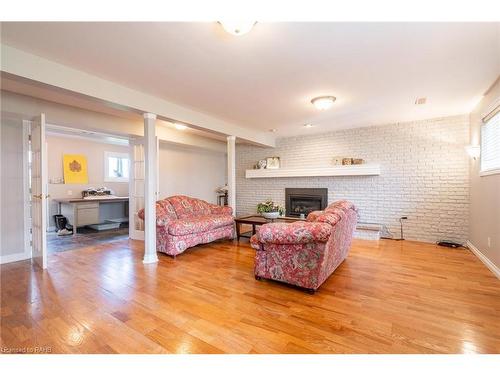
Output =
[
  {"x1": 311, "y1": 96, "x2": 336, "y2": 110},
  {"x1": 218, "y1": 21, "x2": 256, "y2": 36}
]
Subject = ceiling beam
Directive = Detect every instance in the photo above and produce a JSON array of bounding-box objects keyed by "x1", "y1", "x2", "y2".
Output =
[
  {"x1": 1, "y1": 89, "x2": 227, "y2": 153},
  {"x1": 0, "y1": 44, "x2": 275, "y2": 147}
]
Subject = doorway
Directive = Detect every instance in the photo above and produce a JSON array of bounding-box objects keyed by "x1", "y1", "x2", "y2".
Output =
[{"x1": 23, "y1": 115, "x2": 146, "y2": 267}]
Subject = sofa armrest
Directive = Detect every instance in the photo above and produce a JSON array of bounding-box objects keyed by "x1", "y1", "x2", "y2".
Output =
[
  {"x1": 250, "y1": 234, "x2": 261, "y2": 250},
  {"x1": 210, "y1": 204, "x2": 233, "y2": 216},
  {"x1": 316, "y1": 212, "x2": 343, "y2": 227},
  {"x1": 256, "y1": 221, "x2": 332, "y2": 245},
  {"x1": 326, "y1": 200, "x2": 358, "y2": 214},
  {"x1": 306, "y1": 210, "x2": 324, "y2": 222}
]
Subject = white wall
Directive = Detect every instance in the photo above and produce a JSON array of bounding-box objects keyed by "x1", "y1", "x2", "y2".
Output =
[
  {"x1": 236, "y1": 115, "x2": 470, "y2": 244},
  {"x1": 47, "y1": 135, "x2": 130, "y2": 198},
  {"x1": 46, "y1": 135, "x2": 130, "y2": 227},
  {"x1": 0, "y1": 120, "x2": 29, "y2": 263},
  {"x1": 158, "y1": 142, "x2": 226, "y2": 204},
  {"x1": 469, "y1": 78, "x2": 500, "y2": 271}
]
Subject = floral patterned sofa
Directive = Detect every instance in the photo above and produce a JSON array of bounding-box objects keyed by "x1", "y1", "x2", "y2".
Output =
[
  {"x1": 138, "y1": 195, "x2": 234, "y2": 257},
  {"x1": 250, "y1": 200, "x2": 358, "y2": 293}
]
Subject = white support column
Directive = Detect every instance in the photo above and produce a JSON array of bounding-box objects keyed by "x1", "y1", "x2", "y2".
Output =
[
  {"x1": 143, "y1": 113, "x2": 158, "y2": 264},
  {"x1": 227, "y1": 136, "x2": 236, "y2": 214}
]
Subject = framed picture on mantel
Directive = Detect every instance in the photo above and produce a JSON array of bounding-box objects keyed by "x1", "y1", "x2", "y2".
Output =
[{"x1": 266, "y1": 156, "x2": 280, "y2": 169}]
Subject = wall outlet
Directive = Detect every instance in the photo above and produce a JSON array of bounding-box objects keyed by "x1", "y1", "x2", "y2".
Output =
[
  {"x1": 487, "y1": 237, "x2": 491, "y2": 248},
  {"x1": 67, "y1": 190, "x2": 73, "y2": 196}
]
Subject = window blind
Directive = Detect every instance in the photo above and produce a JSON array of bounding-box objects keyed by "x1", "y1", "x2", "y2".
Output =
[{"x1": 481, "y1": 110, "x2": 500, "y2": 173}]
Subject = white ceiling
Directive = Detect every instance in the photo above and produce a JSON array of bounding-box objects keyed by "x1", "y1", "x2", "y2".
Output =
[{"x1": 1, "y1": 22, "x2": 499, "y2": 136}]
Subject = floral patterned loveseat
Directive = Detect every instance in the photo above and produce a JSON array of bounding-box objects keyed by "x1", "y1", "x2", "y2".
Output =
[
  {"x1": 138, "y1": 195, "x2": 234, "y2": 257},
  {"x1": 250, "y1": 200, "x2": 358, "y2": 293}
]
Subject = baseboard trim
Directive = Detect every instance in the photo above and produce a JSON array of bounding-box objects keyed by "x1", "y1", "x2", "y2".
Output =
[
  {"x1": 0, "y1": 252, "x2": 31, "y2": 265},
  {"x1": 466, "y1": 240, "x2": 500, "y2": 279}
]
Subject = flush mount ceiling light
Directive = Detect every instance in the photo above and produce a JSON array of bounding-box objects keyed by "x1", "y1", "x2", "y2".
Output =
[
  {"x1": 311, "y1": 96, "x2": 336, "y2": 110},
  {"x1": 174, "y1": 123, "x2": 187, "y2": 130},
  {"x1": 303, "y1": 124, "x2": 314, "y2": 128},
  {"x1": 218, "y1": 21, "x2": 256, "y2": 36}
]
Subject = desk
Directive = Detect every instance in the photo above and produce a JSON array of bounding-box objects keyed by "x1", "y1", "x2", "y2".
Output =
[{"x1": 55, "y1": 197, "x2": 129, "y2": 235}]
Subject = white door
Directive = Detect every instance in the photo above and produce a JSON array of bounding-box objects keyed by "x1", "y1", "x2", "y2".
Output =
[
  {"x1": 31, "y1": 114, "x2": 48, "y2": 269},
  {"x1": 129, "y1": 137, "x2": 159, "y2": 240}
]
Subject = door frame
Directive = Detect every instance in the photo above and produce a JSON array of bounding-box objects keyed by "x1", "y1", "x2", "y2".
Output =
[
  {"x1": 23, "y1": 120, "x2": 32, "y2": 260},
  {"x1": 30, "y1": 113, "x2": 48, "y2": 269},
  {"x1": 2, "y1": 119, "x2": 138, "y2": 266}
]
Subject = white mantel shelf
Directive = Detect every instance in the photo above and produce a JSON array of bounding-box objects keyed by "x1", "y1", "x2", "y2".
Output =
[{"x1": 245, "y1": 164, "x2": 381, "y2": 179}]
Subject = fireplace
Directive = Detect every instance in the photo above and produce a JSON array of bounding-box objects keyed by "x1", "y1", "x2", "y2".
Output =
[{"x1": 285, "y1": 188, "x2": 328, "y2": 217}]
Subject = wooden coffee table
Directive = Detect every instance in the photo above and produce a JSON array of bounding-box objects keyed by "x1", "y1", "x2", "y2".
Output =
[{"x1": 234, "y1": 215, "x2": 304, "y2": 241}]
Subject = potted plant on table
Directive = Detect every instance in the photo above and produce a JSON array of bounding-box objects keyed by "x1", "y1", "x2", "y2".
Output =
[{"x1": 257, "y1": 200, "x2": 284, "y2": 219}]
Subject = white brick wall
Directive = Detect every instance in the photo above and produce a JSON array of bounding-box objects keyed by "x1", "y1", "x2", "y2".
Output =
[{"x1": 236, "y1": 115, "x2": 470, "y2": 243}]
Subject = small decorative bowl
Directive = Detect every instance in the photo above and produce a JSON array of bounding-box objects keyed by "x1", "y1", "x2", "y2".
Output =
[{"x1": 262, "y1": 212, "x2": 280, "y2": 219}]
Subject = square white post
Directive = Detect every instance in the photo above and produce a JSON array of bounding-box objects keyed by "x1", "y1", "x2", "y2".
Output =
[
  {"x1": 227, "y1": 135, "x2": 236, "y2": 214},
  {"x1": 143, "y1": 113, "x2": 158, "y2": 264}
]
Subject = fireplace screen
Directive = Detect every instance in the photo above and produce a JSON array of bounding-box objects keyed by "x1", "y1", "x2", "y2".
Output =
[{"x1": 285, "y1": 188, "x2": 328, "y2": 217}]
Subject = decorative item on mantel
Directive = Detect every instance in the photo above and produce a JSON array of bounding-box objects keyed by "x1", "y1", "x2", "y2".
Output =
[
  {"x1": 254, "y1": 157, "x2": 281, "y2": 169},
  {"x1": 332, "y1": 156, "x2": 343, "y2": 165},
  {"x1": 257, "y1": 200, "x2": 284, "y2": 219},
  {"x1": 266, "y1": 156, "x2": 280, "y2": 169},
  {"x1": 254, "y1": 159, "x2": 267, "y2": 169},
  {"x1": 333, "y1": 157, "x2": 365, "y2": 166}
]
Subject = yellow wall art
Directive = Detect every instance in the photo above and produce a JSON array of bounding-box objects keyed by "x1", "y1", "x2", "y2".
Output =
[{"x1": 63, "y1": 154, "x2": 88, "y2": 184}]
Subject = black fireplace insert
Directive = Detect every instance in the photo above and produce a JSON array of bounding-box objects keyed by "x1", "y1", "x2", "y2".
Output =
[{"x1": 285, "y1": 188, "x2": 328, "y2": 217}]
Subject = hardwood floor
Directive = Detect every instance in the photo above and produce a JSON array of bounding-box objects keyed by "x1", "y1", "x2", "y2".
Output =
[{"x1": 1, "y1": 238, "x2": 499, "y2": 354}]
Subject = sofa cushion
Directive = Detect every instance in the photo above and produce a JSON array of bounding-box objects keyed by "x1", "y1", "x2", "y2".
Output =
[
  {"x1": 168, "y1": 195, "x2": 212, "y2": 219},
  {"x1": 168, "y1": 215, "x2": 234, "y2": 236},
  {"x1": 257, "y1": 221, "x2": 332, "y2": 245}
]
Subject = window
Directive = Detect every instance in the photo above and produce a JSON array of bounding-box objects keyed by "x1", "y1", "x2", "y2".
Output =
[
  {"x1": 104, "y1": 152, "x2": 129, "y2": 182},
  {"x1": 481, "y1": 110, "x2": 500, "y2": 176}
]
